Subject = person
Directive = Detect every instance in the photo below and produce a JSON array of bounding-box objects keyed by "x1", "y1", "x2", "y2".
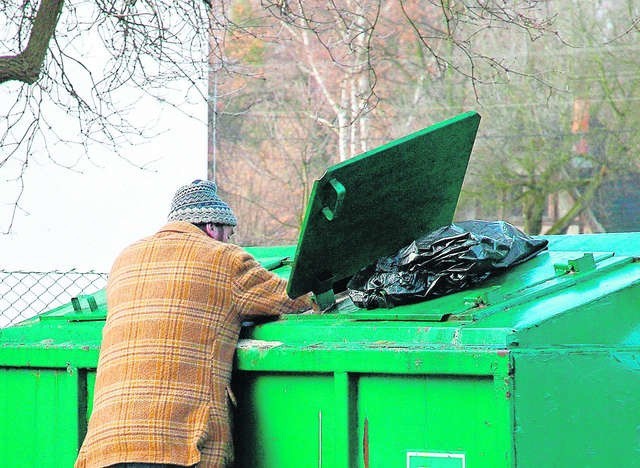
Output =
[{"x1": 76, "y1": 180, "x2": 312, "y2": 468}]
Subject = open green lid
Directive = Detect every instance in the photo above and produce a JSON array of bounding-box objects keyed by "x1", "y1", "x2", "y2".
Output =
[{"x1": 287, "y1": 111, "x2": 481, "y2": 301}]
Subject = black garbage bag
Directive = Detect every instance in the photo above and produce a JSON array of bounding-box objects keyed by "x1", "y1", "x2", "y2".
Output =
[{"x1": 347, "y1": 220, "x2": 548, "y2": 309}]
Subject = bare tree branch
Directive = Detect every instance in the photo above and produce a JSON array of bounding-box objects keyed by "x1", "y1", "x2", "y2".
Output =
[{"x1": 0, "y1": 0, "x2": 64, "y2": 85}]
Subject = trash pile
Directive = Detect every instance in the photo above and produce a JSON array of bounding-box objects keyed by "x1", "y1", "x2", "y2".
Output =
[{"x1": 347, "y1": 220, "x2": 548, "y2": 309}]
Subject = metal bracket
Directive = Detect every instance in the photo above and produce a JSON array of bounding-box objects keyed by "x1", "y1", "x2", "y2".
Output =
[
  {"x1": 553, "y1": 253, "x2": 596, "y2": 276},
  {"x1": 313, "y1": 289, "x2": 336, "y2": 313},
  {"x1": 71, "y1": 294, "x2": 98, "y2": 313}
]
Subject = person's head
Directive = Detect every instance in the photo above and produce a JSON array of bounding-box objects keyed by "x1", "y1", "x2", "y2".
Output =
[{"x1": 168, "y1": 179, "x2": 237, "y2": 243}]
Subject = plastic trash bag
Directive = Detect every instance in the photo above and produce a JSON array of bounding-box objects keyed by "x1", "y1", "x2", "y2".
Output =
[{"x1": 347, "y1": 220, "x2": 549, "y2": 309}]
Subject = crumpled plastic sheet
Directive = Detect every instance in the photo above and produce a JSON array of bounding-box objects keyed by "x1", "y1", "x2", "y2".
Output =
[{"x1": 347, "y1": 220, "x2": 549, "y2": 309}]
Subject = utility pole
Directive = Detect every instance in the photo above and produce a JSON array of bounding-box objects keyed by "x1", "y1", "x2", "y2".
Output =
[
  {"x1": 207, "y1": 53, "x2": 218, "y2": 182},
  {"x1": 207, "y1": 2, "x2": 225, "y2": 182}
]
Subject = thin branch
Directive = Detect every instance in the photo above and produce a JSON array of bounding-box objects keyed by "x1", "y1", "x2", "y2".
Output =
[{"x1": 0, "y1": 0, "x2": 65, "y2": 84}]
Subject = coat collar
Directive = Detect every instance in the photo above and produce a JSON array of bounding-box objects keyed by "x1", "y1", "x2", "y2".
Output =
[{"x1": 157, "y1": 221, "x2": 207, "y2": 237}]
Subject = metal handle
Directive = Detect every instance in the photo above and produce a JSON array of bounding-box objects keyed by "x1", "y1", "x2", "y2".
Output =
[
  {"x1": 321, "y1": 177, "x2": 346, "y2": 221},
  {"x1": 71, "y1": 295, "x2": 98, "y2": 312}
]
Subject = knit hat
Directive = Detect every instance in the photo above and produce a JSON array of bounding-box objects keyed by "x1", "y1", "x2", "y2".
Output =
[{"x1": 168, "y1": 179, "x2": 237, "y2": 226}]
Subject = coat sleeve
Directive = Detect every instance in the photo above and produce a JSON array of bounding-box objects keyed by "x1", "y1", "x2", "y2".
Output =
[{"x1": 230, "y1": 247, "x2": 311, "y2": 318}]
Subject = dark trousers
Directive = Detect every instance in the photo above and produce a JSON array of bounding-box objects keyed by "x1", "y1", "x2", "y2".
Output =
[{"x1": 108, "y1": 464, "x2": 197, "y2": 468}]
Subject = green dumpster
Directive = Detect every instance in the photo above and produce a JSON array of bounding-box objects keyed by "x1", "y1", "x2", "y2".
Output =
[
  {"x1": 231, "y1": 111, "x2": 640, "y2": 467},
  {"x1": 234, "y1": 234, "x2": 640, "y2": 467},
  {"x1": 1, "y1": 112, "x2": 639, "y2": 467}
]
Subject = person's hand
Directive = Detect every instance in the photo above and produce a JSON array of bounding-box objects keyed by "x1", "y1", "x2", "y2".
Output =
[
  {"x1": 307, "y1": 294, "x2": 321, "y2": 314},
  {"x1": 307, "y1": 294, "x2": 337, "y2": 314}
]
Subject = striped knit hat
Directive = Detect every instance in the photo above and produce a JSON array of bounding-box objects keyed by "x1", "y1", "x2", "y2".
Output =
[{"x1": 168, "y1": 179, "x2": 237, "y2": 226}]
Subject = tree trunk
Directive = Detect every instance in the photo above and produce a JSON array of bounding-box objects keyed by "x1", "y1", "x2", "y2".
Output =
[
  {"x1": 0, "y1": 0, "x2": 64, "y2": 85},
  {"x1": 545, "y1": 166, "x2": 608, "y2": 235},
  {"x1": 523, "y1": 192, "x2": 545, "y2": 235}
]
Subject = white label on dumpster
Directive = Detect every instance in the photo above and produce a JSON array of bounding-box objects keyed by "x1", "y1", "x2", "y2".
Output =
[{"x1": 406, "y1": 451, "x2": 466, "y2": 468}]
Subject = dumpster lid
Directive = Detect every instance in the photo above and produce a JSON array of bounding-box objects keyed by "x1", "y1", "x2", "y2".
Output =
[{"x1": 287, "y1": 111, "x2": 481, "y2": 304}]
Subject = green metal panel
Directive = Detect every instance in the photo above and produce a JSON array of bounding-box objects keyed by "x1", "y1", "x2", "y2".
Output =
[
  {"x1": 473, "y1": 254, "x2": 640, "y2": 346},
  {"x1": 235, "y1": 344, "x2": 511, "y2": 376},
  {"x1": 244, "y1": 245, "x2": 298, "y2": 280},
  {"x1": 234, "y1": 373, "x2": 337, "y2": 468},
  {"x1": 543, "y1": 231, "x2": 640, "y2": 256},
  {"x1": 244, "y1": 245, "x2": 297, "y2": 262},
  {"x1": 83, "y1": 370, "x2": 96, "y2": 439},
  {"x1": 288, "y1": 111, "x2": 481, "y2": 298},
  {"x1": 0, "y1": 367, "x2": 84, "y2": 467},
  {"x1": 0, "y1": 320, "x2": 102, "y2": 368},
  {"x1": 355, "y1": 374, "x2": 511, "y2": 467},
  {"x1": 234, "y1": 353, "x2": 513, "y2": 468},
  {"x1": 513, "y1": 350, "x2": 640, "y2": 467}
]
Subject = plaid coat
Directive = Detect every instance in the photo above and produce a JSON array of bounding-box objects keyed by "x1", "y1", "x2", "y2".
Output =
[{"x1": 76, "y1": 222, "x2": 310, "y2": 467}]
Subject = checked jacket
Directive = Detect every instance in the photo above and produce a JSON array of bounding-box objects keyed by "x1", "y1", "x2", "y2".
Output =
[{"x1": 76, "y1": 222, "x2": 310, "y2": 467}]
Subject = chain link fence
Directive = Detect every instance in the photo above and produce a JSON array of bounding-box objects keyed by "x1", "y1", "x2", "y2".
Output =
[{"x1": 0, "y1": 270, "x2": 108, "y2": 328}]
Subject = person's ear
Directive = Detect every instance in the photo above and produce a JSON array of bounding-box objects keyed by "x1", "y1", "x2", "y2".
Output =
[{"x1": 204, "y1": 223, "x2": 216, "y2": 238}]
